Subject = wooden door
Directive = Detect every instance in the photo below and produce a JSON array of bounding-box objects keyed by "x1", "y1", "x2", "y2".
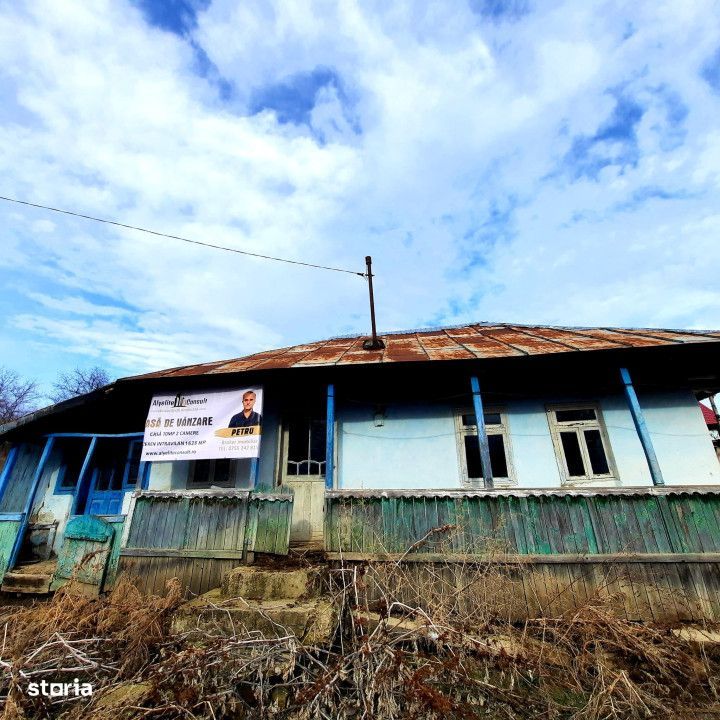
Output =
[
  {"x1": 283, "y1": 476, "x2": 325, "y2": 544},
  {"x1": 280, "y1": 416, "x2": 327, "y2": 546}
]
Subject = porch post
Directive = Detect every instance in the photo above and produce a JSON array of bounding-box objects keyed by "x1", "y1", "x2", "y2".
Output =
[
  {"x1": 325, "y1": 383, "x2": 335, "y2": 489},
  {"x1": 8, "y1": 436, "x2": 55, "y2": 570},
  {"x1": 70, "y1": 436, "x2": 98, "y2": 516},
  {"x1": 470, "y1": 376, "x2": 493, "y2": 488},
  {"x1": 620, "y1": 367, "x2": 664, "y2": 486},
  {"x1": 0, "y1": 445, "x2": 19, "y2": 506}
]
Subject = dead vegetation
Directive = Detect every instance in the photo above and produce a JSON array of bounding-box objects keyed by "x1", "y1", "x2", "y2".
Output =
[{"x1": 1, "y1": 535, "x2": 720, "y2": 719}]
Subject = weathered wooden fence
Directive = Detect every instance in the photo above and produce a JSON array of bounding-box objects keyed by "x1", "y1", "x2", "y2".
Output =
[
  {"x1": 118, "y1": 490, "x2": 293, "y2": 596},
  {"x1": 325, "y1": 487, "x2": 720, "y2": 622}
]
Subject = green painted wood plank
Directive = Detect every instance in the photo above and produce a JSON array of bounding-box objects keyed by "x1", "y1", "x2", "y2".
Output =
[
  {"x1": 689, "y1": 496, "x2": 720, "y2": 552},
  {"x1": 103, "y1": 520, "x2": 124, "y2": 590},
  {"x1": 635, "y1": 497, "x2": 672, "y2": 553},
  {"x1": 565, "y1": 497, "x2": 591, "y2": 554},
  {"x1": 619, "y1": 497, "x2": 649, "y2": 553},
  {"x1": 669, "y1": 497, "x2": 704, "y2": 553},
  {"x1": 504, "y1": 496, "x2": 525, "y2": 554},
  {"x1": 522, "y1": 497, "x2": 551, "y2": 554},
  {"x1": 0, "y1": 519, "x2": 22, "y2": 583},
  {"x1": 244, "y1": 499, "x2": 259, "y2": 554}
]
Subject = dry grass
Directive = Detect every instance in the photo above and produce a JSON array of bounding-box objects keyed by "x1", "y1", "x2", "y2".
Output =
[{"x1": 1, "y1": 532, "x2": 719, "y2": 719}]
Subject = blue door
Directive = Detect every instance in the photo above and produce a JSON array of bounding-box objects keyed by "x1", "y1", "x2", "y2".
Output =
[{"x1": 85, "y1": 467, "x2": 124, "y2": 515}]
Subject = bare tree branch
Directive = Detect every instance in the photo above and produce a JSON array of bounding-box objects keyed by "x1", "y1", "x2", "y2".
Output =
[
  {"x1": 0, "y1": 367, "x2": 40, "y2": 423},
  {"x1": 50, "y1": 366, "x2": 111, "y2": 403}
]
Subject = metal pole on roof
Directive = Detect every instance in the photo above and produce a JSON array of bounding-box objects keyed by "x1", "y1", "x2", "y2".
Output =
[{"x1": 362, "y1": 256, "x2": 385, "y2": 351}]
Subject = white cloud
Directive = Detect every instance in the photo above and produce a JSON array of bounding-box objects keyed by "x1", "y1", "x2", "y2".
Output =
[{"x1": 1, "y1": 0, "x2": 720, "y2": 389}]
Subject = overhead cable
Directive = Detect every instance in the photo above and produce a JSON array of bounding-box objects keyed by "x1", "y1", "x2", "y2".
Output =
[{"x1": 0, "y1": 195, "x2": 365, "y2": 277}]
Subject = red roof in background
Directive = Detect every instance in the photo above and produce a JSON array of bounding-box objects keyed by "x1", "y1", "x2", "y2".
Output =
[
  {"x1": 700, "y1": 402, "x2": 718, "y2": 426},
  {"x1": 121, "y1": 322, "x2": 720, "y2": 381}
]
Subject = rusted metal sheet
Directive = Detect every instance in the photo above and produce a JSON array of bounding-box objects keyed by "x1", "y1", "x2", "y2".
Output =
[
  {"x1": 444, "y1": 330, "x2": 524, "y2": 358},
  {"x1": 382, "y1": 335, "x2": 428, "y2": 362},
  {"x1": 295, "y1": 338, "x2": 358, "y2": 365},
  {"x1": 479, "y1": 326, "x2": 570, "y2": 355},
  {"x1": 571, "y1": 328, "x2": 669, "y2": 347},
  {"x1": 120, "y1": 323, "x2": 720, "y2": 379},
  {"x1": 415, "y1": 332, "x2": 473, "y2": 360},
  {"x1": 514, "y1": 326, "x2": 625, "y2": 351}
]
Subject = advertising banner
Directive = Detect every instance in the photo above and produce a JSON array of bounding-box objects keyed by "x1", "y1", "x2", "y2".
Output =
[{"x1": 141, "y1": 387, "x2": 263, "y2": 462}]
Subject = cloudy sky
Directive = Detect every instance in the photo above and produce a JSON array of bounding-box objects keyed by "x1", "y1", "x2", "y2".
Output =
[{"x1": 1, "y1": 0, "x2": 720, "y2": 393}]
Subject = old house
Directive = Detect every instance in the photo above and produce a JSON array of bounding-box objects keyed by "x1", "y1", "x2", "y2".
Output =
[{"x1": 1, "y1": 322, "x2": 720, "y2": 620}]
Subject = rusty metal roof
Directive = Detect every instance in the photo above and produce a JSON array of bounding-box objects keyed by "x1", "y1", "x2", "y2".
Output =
[{"x1": 121, "y1": 322, "x2": 720, "y2": 381}]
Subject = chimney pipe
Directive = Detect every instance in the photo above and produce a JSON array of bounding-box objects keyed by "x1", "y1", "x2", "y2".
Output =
[{"x1": 362, "y1": 255, "x2": 385, "y2": 350}]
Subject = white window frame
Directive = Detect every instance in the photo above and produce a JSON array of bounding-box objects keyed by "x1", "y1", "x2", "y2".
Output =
[
  {"x1": 454, "y1": 407, "x2": 516, "y2": 488},
  {"x1": 546, "y1": 403, "x2": 618, "y2": 485}
]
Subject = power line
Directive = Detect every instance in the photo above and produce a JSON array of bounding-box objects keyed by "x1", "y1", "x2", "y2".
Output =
[{"x1": 0, "y1": 195, "x2": 365, "y2": 277}]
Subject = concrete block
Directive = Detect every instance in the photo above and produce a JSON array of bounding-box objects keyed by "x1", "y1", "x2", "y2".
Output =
[
  {"x1": 221, "y1": 566, "x2": 321, "y2": 601},
  {"x1": 172, "y1": 589, "x2": 337, "y2": 645}
]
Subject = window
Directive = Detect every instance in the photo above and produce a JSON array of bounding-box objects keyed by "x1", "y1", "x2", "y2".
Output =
[
  {"x1": 53, "y1": 438, "x2": 92, "y2": 494},
  {"x1": 547, "y1": 404, "x2": 615, "y2": 483},
  {"x1": 456, "y1": 409, "x2": 515, "y2": 486},
  {"x1": 188, "y1": 459, "x2": 247, "y2": 489},
  {"x1": 283, "y1": 416, "x2": 326, "y2": 477}
]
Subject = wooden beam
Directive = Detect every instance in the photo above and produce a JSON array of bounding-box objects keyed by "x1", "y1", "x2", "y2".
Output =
[
  {"x1": 470, "y1": 376, "x2": 493, "y2": 488},
  {"x1": 325, "y1": 383, "x2": 335, "y2": 489},
  {"x1": 0, "y1": 445, "x2": 19, "y2": 506},
  {"x1": 324, "y1": 551, "x2": 720, "y2": 564},
  {"x1": 620, "y1": 367, "x2": 664, "y2": 486},
  {"x1": 120, "y1": 548, "x2": 246, "y2": 560},
  {"x1": 71, "y1": 436, "x2": 97, "y2": 516},
  {"x1": 8, "y1": 436, "x2": 55, "y2": 570}
]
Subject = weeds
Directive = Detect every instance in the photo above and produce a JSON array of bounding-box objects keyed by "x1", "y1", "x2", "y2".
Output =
[{"x1": 1, "y1": 528, "x2": 719, "y2": 719}]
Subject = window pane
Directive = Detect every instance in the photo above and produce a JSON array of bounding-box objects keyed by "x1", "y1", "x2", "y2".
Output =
[
  {"x1": 213, "y1": 458, "x2": 232, "y2": 483},
  {"x1": 584, "y1": 430, "x2": 610, "y2": 475},
  {"x1": 125, "y1": 442, "x2": 142, "y2": 487},
  {"x1": 287, "y1": 418, "x2": 309, "y2": 464},
  {"x1": 309, "y1": 419, "x2": 326, "y2": 463},
  {"x1": 556, "y1": 409, "x2": 596, "y2": 423},
  {"x1": 560, "y1": 432, "x2": 586, "y2": 476},
  {"x1": 488, "y1": 434, "x2": 508, "y2": 478},
  {"x1": 192, "y1": 460, "x2": 211, "y2": 485},
  {"x1": 92, "y1": 440, "x2": 127, "y2": 491},
  {"x1": 56, "y1": 438, "x2": 91, "y2": 489},
  {"x1": 463, "y1": 435, "x2": 483, "y2": 479},
  {"x1": 286, "y1": 417, "x2": 326, "y2": 475},
  {"x1": 462, "y1": 413, "x2": 501, "y2": 427}
]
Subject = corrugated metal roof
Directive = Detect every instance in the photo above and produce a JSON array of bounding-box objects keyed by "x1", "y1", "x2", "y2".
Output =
[
  {"x1": 700, "y1": 402, "x2": 718, "y2": 426},
  {"x1": 122, "y1": 322, "x2": 720, "y2": 381}
]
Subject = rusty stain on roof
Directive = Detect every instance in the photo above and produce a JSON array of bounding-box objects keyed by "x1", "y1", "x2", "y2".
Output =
[{"x1": 123, "y1": 323, "x2": 720, "y2": 381}]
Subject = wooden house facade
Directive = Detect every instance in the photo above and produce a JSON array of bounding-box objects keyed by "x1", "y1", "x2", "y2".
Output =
[{"x1": 1, "y1": 322, "x2": 720, "y2": 619}]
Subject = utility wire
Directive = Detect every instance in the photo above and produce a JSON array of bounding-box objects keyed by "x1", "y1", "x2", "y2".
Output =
[{"x1": 0, "y1": 195, "x2": 366, "y2": 277}]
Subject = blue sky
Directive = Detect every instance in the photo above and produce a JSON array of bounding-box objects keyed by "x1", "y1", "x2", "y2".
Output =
[{"x1": 1, "y1": 0, "x2": 720, "y2": 396}]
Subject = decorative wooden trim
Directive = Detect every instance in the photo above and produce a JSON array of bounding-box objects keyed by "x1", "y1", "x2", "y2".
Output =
[{"x1": 324, "y1": 552, "x2": 720, "y2": 564}]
